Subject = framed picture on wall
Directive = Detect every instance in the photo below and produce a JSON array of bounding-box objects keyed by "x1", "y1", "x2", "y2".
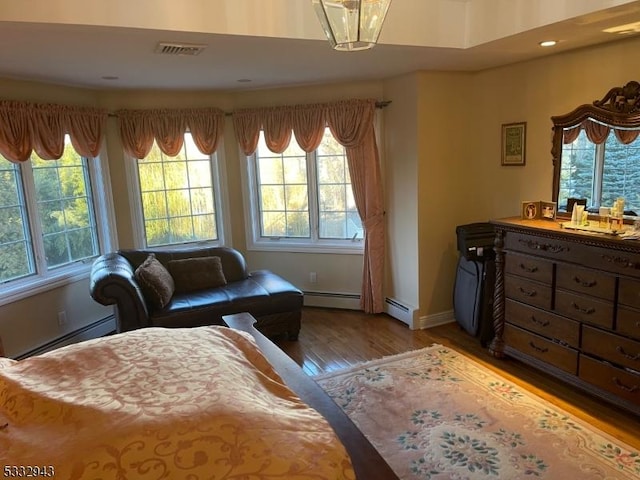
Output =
[{"x1": 501, "y1": 122, "x2": 527, "y2": 166}]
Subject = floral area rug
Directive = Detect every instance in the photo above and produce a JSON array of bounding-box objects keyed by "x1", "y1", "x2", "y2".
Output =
[{"x1": 314, "y1": 344, "x2": 640, "y2": 479}]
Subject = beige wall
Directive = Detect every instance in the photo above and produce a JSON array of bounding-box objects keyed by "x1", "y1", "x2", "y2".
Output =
[
  {"x1": 382, "y1": 74, "x2": 420, "y2": 310},
  {"x1": 2, "y1": 34, "x2": 639, "y2": 356},
  {"x1": 0, "y1": 79, "x2": 112, "y2": 357}
]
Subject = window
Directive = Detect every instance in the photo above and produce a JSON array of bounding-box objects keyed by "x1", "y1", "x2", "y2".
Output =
[
  {"x1": 0, "y1": 136, "x2": 109, "y2": 298},
  {"x1": 560, "y1": 129, "x2": 640, "y2": 214},
  {"x1": 133, "y1": 133, "x2": 225, "y2": 247},
  {"x1": 246, "y1": 127, "x2": 363, "y2": 252}
]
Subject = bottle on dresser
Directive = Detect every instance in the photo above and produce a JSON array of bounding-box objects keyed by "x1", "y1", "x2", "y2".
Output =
[{"x1": 610, "y1": 198, "x2": 625, "y2": 230}]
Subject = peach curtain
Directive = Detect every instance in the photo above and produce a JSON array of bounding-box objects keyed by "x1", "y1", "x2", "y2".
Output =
[
  {"x1": 563, "y1": 119, "x2": 640, "y2": 145},
  {"x1": 117, "y1": 108, "x2": 225, "y2": 158},
  {"x1": 0, "y1": 101, "x2": 107, "y2": 162},
  {"x1": 232, "y1": 99, "x2": 385, "y2": 313}
]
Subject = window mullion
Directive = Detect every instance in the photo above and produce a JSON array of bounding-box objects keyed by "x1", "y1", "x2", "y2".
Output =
[
  {"x1": 20, "y1": 161, "x2": 47, "y2": 273},
  {"x1": 593, "y1": 143, "x2": 605, "y2": 208},
  {"x1": 307, "y1": 150, "x2": 319, "y2": 242}
]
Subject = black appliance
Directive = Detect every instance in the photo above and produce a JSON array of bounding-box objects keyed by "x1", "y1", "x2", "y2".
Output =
[{"x1": 453, "y1": 222, "x2": 496, "y2": 346}]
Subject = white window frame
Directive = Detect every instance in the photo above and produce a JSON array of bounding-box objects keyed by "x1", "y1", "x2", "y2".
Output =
[
  {"x1": 241, "y1": 131, "x2": 364, "y2": 255},
  {"x1": 0, "y1": 145, "x2": 117, "y2": 306},
  {"x1": 125, "y1": 135, "x2": 231, "y2": 249}
]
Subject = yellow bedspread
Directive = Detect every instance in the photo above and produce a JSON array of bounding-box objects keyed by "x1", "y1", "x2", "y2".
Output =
[{"x1": 0, "y1": 326, "x2": 355, "y2": 480}]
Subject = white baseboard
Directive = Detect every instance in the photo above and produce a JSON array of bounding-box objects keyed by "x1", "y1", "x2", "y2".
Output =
[
  {"x1": 16, "y1": 315, "x2": 116, "y2": 360},
  {"x1": 303, "y1": 291, "x2": 361, "y2": 310},
  {"x1": 417, "y1": 309, "x2": 455, "y2": 330}
]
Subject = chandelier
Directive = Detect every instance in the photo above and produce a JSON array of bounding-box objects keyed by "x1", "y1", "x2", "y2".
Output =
[{"x1": 312, "y1": 0, "x2": 392, "y2": 51}]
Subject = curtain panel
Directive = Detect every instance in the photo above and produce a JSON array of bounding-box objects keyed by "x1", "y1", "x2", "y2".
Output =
[
  {"x1": 563, "y1": 119, "x2": 640, "y2": 145},
  {"x1": 232, "y1": 99, "x2": 385, "y2": 313},
  {"x1": 116, "y1": 107, "x2": 225, "y2": 159},
  {"x1": 0, "y1": 101, "x2": 107, "y2": 162}
]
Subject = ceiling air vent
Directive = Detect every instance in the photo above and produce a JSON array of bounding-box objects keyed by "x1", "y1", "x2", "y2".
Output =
[{"x1": 155, "y1": 42, "x2": 207, "y2": 56}]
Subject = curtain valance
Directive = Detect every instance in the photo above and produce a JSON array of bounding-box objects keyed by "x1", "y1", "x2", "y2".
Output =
[
  {"x1": 233, "y1": 98, "x2": 386, "y2": 313},
  {"x1": 232, "y1": 99, "x2": 376, "y2": 155},
  {"x1": 563, "y1": 118, "x2": 640, "y2": 146},
  {"x1": 116, "y1": 107, "x2": 225, "y2": 159},
  {"x1": 0, "y1": 101, "x2": 107, "y2": 162}
]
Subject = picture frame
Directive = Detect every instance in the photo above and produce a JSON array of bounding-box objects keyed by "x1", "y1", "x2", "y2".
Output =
[
  {"x1": 501, "y1": 122, "x2": 527, "y2": 166},
  {"x1": 521, "y1": 201, "x2": 540, "y2": 220},
  {"x1": 540, "y1": 201, "x2": 557, "y2": 220}
]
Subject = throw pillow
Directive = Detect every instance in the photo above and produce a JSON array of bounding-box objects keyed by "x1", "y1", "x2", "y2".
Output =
[
  {"x1": 134, "y1": 254, "x2": 175, "y2": 309},
  {"x1": 168, "y1": 256, "x2": 227, "y2": 293}
]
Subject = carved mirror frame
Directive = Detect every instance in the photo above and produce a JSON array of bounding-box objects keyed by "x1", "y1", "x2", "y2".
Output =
[{"x1": 551, "y1": 80, "x2": 640, "y2": 214}]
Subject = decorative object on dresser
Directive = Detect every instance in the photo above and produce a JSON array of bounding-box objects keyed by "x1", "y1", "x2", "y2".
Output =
[{"x1": 489, "y1": 218, "x2": 640, "y2": 416}]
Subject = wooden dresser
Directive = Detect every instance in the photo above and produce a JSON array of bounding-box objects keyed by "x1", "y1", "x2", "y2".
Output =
[{"x1": 490, "y1": 217, "x2": 640, "y2": 415}]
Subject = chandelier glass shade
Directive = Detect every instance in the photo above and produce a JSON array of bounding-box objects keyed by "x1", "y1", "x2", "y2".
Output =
[{"x1": 312, "y1": 0, "x2": 392, "y2": 51}]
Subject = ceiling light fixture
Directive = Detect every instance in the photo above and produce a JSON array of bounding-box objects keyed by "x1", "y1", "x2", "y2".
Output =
[
  {"x1": 539, "y1": 40, "x2": 557, "y2": 47},
  {"x1": 312, "y1": 0, "x2": 392, "y2": 51}
]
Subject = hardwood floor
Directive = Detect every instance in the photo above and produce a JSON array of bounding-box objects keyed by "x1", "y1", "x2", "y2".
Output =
[{"x1": 276, "y1": 307, "x2": 640, "y2": 450}]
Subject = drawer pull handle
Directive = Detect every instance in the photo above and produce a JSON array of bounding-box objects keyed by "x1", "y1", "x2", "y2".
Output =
[
  {"x1": 572, "y1": 276, "x2": 597, "y2": 288},
  {"x1": 616, "y1": 346, "x2": 640, "y2": 361},
  {"x1": 519, "y1": 287, "x2": 537, "y2": 297},
  {"x1": 613, "y1": 377, "x2": 639, "y2": 393},
  {"x1": 530, "y1": 316, "x2": 550, "y2": 327},
  {"x1": 520, "y1": 263, "x2": 538, "y2": 273},
  {"x1": 528, "y1": 341, "x2": 548, "y2": 353},
  {"x1": 601, "y1": 254, "x2": 640, "y2": 270},
  {"x1": 571, "y1": 302, "x2": 595, "y2": 315},
  {"x1": 520, "y1": 239, "x2": 568, "y2": 254}
]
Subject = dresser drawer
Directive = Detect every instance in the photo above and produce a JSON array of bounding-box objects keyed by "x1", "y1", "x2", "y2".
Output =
[
  {"x1": 504, "y1": 232, "x2": 575, "y2": 262},
  {"x1": 589, "y1": 246, "x2": 640, "y2": 280},
  {"x1": 582, "y1": 325, "x2": 640, "y2": 371},
  {"x1": 617, "y1": 306, "x2": 640, "y2": 341},
  {"x1": 504, "y1": 324, "x2": 578, "y2": 374},
  {"x1": 505, "y1": 253, "x2": 553, "y2": 283},
  {"x1": 505, "y1": 275, "x2": 552, "y2": 310},
  {"x1": 579, "y1": 355, "x2": 640, "y2": 406},
  {"x1": 554, "y1": 289, "x2": 614, "y2": 329},
  {"x1": 556, "y1": 264, "x2": 615, "y2": 301},
  {"x1": 619, "y1": 277, "x2": 640, "y2": 309},
  {"x1": 505, "y1": 299, "x2": 579, "y2": 347}
]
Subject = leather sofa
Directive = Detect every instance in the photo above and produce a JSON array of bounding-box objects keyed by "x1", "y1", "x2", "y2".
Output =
[{"x1": 89, "y1": 246, "x2": 303, "y2": 340}]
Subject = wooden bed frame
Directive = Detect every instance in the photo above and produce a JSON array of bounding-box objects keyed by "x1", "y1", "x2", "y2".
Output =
[{"x1": 224, "y1": 312, "x2": 399, "y2": 480}]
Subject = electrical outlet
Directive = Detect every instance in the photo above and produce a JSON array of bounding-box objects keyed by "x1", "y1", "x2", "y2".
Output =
[
  {"x1": 309, "y1": 272, "x2": 317, "y2": 284},
  {"x1": 57, "y1": 311, "x2": 67, "y2": 326}
]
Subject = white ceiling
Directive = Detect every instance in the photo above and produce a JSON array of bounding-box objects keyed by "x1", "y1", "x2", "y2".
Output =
[{"x1": 1, "y1": 0, "x2": 640, "y2": 91}]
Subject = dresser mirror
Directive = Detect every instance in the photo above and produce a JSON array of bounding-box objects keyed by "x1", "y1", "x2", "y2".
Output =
[{"x1": 551, "y1": 81, "x2": 640, "y2": 217}]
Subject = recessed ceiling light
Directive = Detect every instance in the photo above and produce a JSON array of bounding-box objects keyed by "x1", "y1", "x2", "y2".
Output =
[{"x1": 539, "y1": 40, "x2": 557, "y2": 47}]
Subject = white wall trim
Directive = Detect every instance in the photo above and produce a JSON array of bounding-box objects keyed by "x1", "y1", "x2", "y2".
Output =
[
  {"x1": 303, "y1": 291, "x2": 361, "y2": 310},
  {"x1": 417, "y1": 309, "x2": 456, "y2": 330}
]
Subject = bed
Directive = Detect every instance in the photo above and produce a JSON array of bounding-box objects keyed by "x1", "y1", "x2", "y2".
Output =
[{"x1": 0, "y1": 312, "x2": 397, "y2": 480}]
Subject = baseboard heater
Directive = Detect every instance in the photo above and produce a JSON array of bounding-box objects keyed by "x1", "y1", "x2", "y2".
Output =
[
  {"x1": 16, "y1": 315, "x2": 116, "y2": 360},
  {"x1": 385, "y1": 297, "x2": 416, "y2": 327},
  {"x1": 303, "y1": 291, "x2": 361, "y2": 310}
]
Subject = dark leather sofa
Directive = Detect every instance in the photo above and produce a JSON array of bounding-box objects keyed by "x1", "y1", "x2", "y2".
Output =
[{"x1": 89, "y1": 246, "x2": 303, "y2": 340}]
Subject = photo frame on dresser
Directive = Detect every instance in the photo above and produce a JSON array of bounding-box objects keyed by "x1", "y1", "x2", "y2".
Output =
[
  {"x1": 540, "y1": 201, "x2": 557, "y2": 220},
  {"x1": 521, "y1": 201, "x2": 540, "y2": 220}
]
